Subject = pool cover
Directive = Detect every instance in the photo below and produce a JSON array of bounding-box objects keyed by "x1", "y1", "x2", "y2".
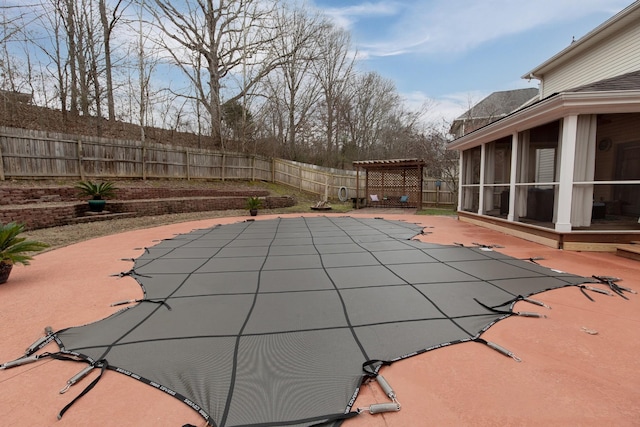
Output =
[{"x1": 10, "y1": 217, "x2": 597, "y2": 426}]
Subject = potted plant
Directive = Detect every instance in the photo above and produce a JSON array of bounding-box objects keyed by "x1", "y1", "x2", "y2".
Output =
[
  {"x1": 0, "y1": 222, "x2": 49, "y2": 284},
  {"x1": 246, "y1": 196, "x2": 263, "y2": 216},
  {"x1": 75, "y1": 180, "x2": 118, "y2": 213}
]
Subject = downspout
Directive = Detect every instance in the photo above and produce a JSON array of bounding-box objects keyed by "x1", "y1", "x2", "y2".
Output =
[{"x1": 527, "y1": 73, "x2": 543, "y2": 99}]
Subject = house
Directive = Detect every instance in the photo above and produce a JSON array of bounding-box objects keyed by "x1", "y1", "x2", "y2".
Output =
[
  {"x1": 448, "y1": 1, "x2": 640, "y2": 251},
  {"x1": 0, "y1": 90, "x2": 32, "y2": 104},
  {"x1": 449, "y1": 88, "x2": 538, "y2": 138}
]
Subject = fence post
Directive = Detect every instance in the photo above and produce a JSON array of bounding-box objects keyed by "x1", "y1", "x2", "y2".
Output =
[
  {"x1": 142, "y1": 144, "x2": 147, "y2": 180},
  {"x1": 299, "y1": 164, "x2": 303, "y2": 191},
  {"x1": 251, "y1": 156, "x2": 255, "y2": 181},
  {"x1": 77, "y1": 139, "x2": 85, "y2": 180},
  {"x1": 0, "y1": 135, "x2": 5, "y2": 181},
  {"x1": 271, "y1": 158, "x2": 276, "y2": 183},
  {"x1": 186, "y1": 148, "x2": 190, "y2": 180},
  {"x1": 222, "y1": 153, "x2": 226, "y2": 181}
]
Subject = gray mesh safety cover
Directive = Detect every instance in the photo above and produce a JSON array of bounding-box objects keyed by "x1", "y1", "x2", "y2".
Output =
[{"x1": 49, "y1": 217, "x2": 593, "y2": 426}]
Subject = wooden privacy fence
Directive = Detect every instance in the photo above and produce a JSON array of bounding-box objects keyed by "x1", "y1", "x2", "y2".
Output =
[
  {"x1": 0, "y1": 126, "x2": 456, "y2": 207},
  {"x1": 422, "y1": 178, "x2": 457, "y2": 207},
  {"x1": 0, "y1": 127, "x2": 272, "y2": 182},
  {"x1": 272, "y1": 159, "x2": 364, "y2": 202}
]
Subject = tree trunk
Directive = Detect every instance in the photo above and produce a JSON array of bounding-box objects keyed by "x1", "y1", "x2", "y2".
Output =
[
  {"x1": 66, "y1": 0, "x2": 78, "y2": 116},
  {"x1": 99, "y1": 0, "x2": 116, "y2": 122}
]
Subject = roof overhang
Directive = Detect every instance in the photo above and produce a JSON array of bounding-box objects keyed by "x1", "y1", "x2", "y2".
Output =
[
  {"x1": 523, "y1": 2, "x2": 640, "y2": 79},
  {"x1": 447, "y1": 90, "x2": 640, "y2": 151}
]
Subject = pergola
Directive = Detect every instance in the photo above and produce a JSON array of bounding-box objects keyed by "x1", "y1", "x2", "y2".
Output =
[{"x1": 353, "y1": 158, "x2": 425, "y2": 209}]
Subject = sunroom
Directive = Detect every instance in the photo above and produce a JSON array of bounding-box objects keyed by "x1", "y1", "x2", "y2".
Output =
[{"x1": 449, "y1": 79, "x2": 640, "y2": 250}]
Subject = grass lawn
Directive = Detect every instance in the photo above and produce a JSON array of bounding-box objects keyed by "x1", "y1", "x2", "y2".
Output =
[{"x1": 416, "y1": 207, "x2": 457, "y2": 216}]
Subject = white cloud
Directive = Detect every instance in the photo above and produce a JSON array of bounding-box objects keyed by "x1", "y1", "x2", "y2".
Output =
[
  {"x1": 326, "y1": 2, "x2": 400, "y2": 17},
  {"x1": 333, "y1": 0, "x2": 630, "y2": 58},
  {"x1": 311, "y1": 1, "x2": 401, "y2": 31},
  {"x1": 432, "y1": 91, "x2": 486, "y2": 124},
  {"x1": 400, "y1": 90, "x2": 490, "y2": 128}
]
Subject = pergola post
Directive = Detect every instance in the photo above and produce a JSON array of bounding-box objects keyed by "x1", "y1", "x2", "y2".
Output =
[
  {"x1": 355, "y1": 165, "x2": 361, "y2": 209},
  {"x1": 364, "y1": 169, "x2": 369, "y2": 207},
  {"x1": 418, "y1": 163, "x2": 424, "y2": 208}
]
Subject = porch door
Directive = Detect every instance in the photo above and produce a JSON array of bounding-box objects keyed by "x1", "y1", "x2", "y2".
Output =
[{"x1": 615, "y1": 141, "x2": 640, "y2": 216}]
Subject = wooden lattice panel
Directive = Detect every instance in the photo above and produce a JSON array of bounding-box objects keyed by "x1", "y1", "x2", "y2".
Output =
[{"x1": 367, "y1": 167, "x2": 421, "y2": 207}]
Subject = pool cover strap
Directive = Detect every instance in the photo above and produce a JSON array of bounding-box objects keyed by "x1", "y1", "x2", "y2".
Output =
[
  {"x1": 593, "y1": 275, "x2": 634, "y2": 300},
  {"x1": 110, "y1": 298, "x2": 172, "y2": 310},
  {"x1": 473, "y1": 298, "x2": 546, "y2": 318},
  {"x1": 112, "y1": 268, "x2": 151, "y2": 278},
  {"x1": 58, "y1": 359, "x2": 109, "y2": 420},
  {"x1": 307, "y1": 411, "x2": 360, "y2": 426},
  {"x1": 577, "y1": 284, "x2": 614, "y2": 301},
  {"x1": 473, "y1": 298, "x2": 514, "y2": 316},
  {"x1": 362, "y1": 359, "x2": 393, "y2": 378}
]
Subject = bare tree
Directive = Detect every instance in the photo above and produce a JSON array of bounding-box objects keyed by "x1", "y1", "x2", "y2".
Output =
[
  {"x1": 0, "y1": 5, "x2": 37, "y2": 126},
  {"x1": 83, "y1": 0, "x2": 103, "y2": 130},
  {"x1": 260, "y1": 5, "x2": 326, "y2": 160},
  {"x1": 254, "y1": 78, "x2": 286, "y2": 157},
  {"x1": 0, "y1": 15, "x2": 22, "y2": 92},
  {"x1": 340, "y1": 71, "x2": 399, "y2": 160},
  {"x1": 49, "y1": 0, "x2": 102, "y2": 120},
  {"x1": 0, "y1": 1, "x2": 38, "y2": 88},
  {"x1": 123, "y1": 0, "x2": 163, "y2": 163},
  {"x1": 1, "y1": 0, "x2": 451, "y2": 176},
  {"x1": 311, "y1": 25, "x2": 355, "y2": 166},
  {"x1": 23, "y1": 1, "x2": 64, "y2": 113},
  {"x1": 147, "y1": 0, "x2": 292, "y2": 150},
  {"x1": 99, "y1": 0, "x2": 127, "y2": 122},
  {"x1": 0, "y1": 4, "x2": 30, "y2": 45},
  {"x1": 74, "y1": 0, "x2": 95, "y2": 116},
  {"x1": 62, "y1": 0, "x2": 79, "y2": 115}
]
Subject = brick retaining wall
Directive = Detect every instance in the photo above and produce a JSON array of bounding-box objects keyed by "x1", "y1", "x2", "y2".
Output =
[
  {"x1": 0, "y1": 204, "x2": 85, "y2": 230},
  {"x1": 107, "y1": 196, "x2": 295, "y2": 217},
  {"x1": 0, "y1": 186, "x2": 269, "y2": 205},
  {"x1": 0, "y1": 190, "x2": 295, "y2": 230}
]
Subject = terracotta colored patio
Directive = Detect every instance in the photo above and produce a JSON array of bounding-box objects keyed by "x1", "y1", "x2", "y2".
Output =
[{"x1": 1, "y1": 212, "x2": 639, "y2": 427}]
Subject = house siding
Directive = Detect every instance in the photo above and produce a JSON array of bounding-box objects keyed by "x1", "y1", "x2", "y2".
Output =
[{"x1": 541, "y1": 24, "x2": 640, "y2": 97}]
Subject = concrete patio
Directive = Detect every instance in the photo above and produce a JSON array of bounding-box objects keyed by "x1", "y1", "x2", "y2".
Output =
[{"x1": 1, "y1": 212, "x2": 638, "y2": 427}]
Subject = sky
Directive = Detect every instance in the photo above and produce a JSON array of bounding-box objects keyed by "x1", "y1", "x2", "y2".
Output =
[{"x1": 309, "y1": 0, "x2": 633, "y2": 125}]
